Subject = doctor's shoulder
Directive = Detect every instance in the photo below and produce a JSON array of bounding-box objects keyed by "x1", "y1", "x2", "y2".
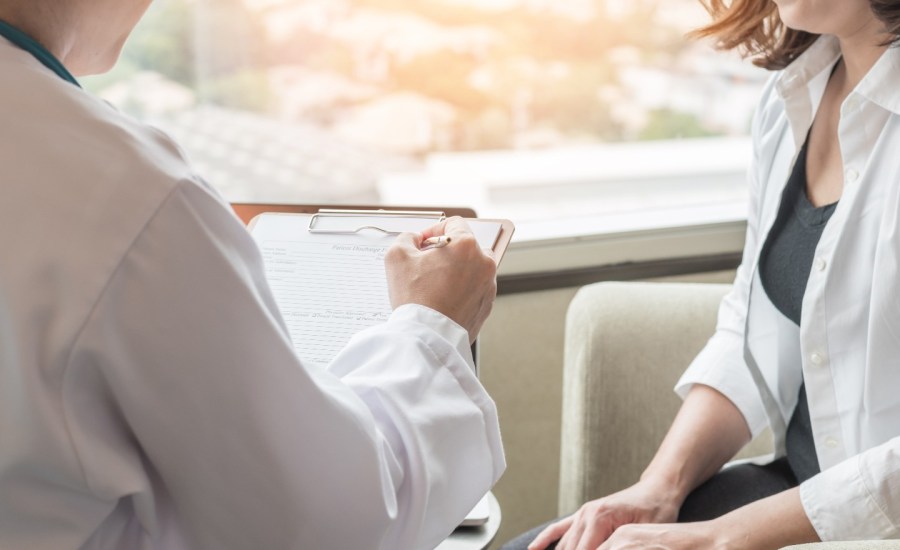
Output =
[
  {"x1": 11, "y1": 58, "x2": 201, "y2": 205},
  {"x1": 3, "y1": 58, "x2": 243, "y2": 282}
]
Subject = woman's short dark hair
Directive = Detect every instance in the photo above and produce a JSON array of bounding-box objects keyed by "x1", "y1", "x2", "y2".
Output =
[{"x1": 692, "y1": 0, "x2": 900, "y2": 70}]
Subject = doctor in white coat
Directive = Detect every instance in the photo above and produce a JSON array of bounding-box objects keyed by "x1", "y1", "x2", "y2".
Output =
[{"x1": 0, "y1": 1, "x2": 505, "y2": 549}]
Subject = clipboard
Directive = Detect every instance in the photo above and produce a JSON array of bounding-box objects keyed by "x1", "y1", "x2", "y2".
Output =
[
  {"x1": 235, "y1": 203, "x2": 515, "y2": 264},
  {"x1": 239, "y1": 205, "x2": 501, "y2": 528},
  {"x1": 231, "y1": 202, "x2": 477, "y2": 224},
  {"x1": 236, "y1": 204, "x2": 514, "y2": 370}
]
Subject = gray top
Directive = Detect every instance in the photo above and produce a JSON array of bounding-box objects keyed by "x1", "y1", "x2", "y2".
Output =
[{"x1": 758, "y1": 137, "x2": 837, "y2": 483}]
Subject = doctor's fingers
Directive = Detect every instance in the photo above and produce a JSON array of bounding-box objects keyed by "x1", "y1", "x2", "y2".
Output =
[
  {"x1": 391, "y1": 228, "x2": 482, "y2": 261},
  {"x1": 420, "y1": 216, "x2": 473, "y2": 240},
  {"x1": 412, "y1": 228, "x2": 494, "y2": 282},
  {"x1": 391, "y1": 231, "x2": 425, "y2": 252},
  {"x1": 389, "y1": 233, "x2": 490, "y2": 280}
]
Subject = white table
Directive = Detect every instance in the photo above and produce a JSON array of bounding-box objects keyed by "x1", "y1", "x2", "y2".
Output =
[{"x1": 437, "y1": 492, "x2": 502, "y2": 550}]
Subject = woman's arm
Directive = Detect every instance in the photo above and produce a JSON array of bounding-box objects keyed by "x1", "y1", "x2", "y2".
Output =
[
  {"x1": 715, "y1": 486, "x2": 819, "y2": 547},
  {"x1": 641, "y1": 384, "x2": 752, "y2": 503}
]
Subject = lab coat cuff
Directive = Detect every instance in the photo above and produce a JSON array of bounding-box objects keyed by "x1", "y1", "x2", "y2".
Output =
[
  {"x1": 674, "y1": 332, "x2": 768, "y2": 438},
  {"x1": 389, "y1": 304, "x2": 475, "y2": 370},
  {"x1": 387, "y1": 303, "x2": 505, "y2": 482},
  {"x1": 800, "y1": 454, "x2": 898, "y2": 541}
]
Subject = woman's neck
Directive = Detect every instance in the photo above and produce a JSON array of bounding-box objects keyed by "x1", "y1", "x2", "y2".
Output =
[{"x1": 836, "y1": 18, "x2": 891, "y2": 90}]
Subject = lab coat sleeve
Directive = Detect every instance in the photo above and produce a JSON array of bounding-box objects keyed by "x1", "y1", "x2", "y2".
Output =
[
  {"x1": 67, "y1": 179, "x2": 505, "y2": 550},
  {"x1": 800, "y1": 437, "x2": 900, "y2": 540},
  {"x1": 673, "y1": 82, "x2": 773, "y2": 438}
]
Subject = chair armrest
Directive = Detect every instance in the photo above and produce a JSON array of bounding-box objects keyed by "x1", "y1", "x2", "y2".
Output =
[
  {"x1": 558, "y1": 282, "x2": 773, "y2": 515},
  {"x1": 558, "y1": 281, "x2": 733, "y2": 514}
]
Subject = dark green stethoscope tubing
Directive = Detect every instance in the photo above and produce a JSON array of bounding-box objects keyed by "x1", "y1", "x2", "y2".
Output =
[{"x1": 0, "y1": 19, "x2": 80, "y2": 87}]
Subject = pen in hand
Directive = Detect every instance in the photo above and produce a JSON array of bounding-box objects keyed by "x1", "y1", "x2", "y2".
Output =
[{"x1": 421, "y1": 235, "x2": 452, "y2": 249}]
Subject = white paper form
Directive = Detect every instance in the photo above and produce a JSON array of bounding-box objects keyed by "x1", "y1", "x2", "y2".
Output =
[{"x1": 250, "y1": 213, "x2": 502, "y2": 367}]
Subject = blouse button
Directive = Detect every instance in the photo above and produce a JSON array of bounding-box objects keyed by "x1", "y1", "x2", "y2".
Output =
[
  {"x1": 814, "y1": 257, "x2": 827, "y2": 272},
  {"x1": 809, "y1": 352, "x2": 826, "y2": 366},
  {"x1": 824, "y1": 437, "x2": 840, "y2": 449},
  {"x1": 845, "y1": 167, "x2": 860, "y2": 183}
]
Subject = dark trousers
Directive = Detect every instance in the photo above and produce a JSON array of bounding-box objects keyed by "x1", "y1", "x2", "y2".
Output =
[{"x1": 499, "y1": 458, "x2": 797, "y2": 550}]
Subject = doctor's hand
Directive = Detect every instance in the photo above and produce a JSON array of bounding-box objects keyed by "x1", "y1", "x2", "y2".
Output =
[
  {"x1": 385, "y1": 216, "x2": 497, "y2": 344},
  {"x1": 528, "y1": 479, "x2": 682, "y2": 550}
]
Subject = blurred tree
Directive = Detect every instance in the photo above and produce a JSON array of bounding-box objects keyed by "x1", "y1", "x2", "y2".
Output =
[
  {"x1": 193, "y1": 0, "x2": 270, "y2": 78},
  {"x1": 199, "y1": 70, "x2": 272, "y2": 112},
  {"x1": 393, "y1": 51, "x2": 494, "y2": 113},
  {"x1": 530, "y1": 62, "x2": 622, "y2": 140},
  {"x1": 88, "y1": 0, "x2": 733, "y2": 148},
  {"x1": 356, "y1": 0, "x2": 491, "y2": 25},
  {"x1": 123, "y1": 0, "x2": 196, "y2": 86},
  {"x1": 86, "y1": 0, "x2": 273, "y2": 112},
  {"x1": 271, "y1": 27, "x2": 356, "y2": 77},
  {"x1": 638, "y1": 108, "x2": 719, "y2": 140}
]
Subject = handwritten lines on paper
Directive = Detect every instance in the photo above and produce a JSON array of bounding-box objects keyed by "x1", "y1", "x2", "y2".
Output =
[{"x1": 260, "y1": 240, "x2": 392, "y2": 368}]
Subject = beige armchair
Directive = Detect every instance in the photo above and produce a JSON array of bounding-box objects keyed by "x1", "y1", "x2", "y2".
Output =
[{"x1": 558, "y1": 281, "x2": 894, "y2": 549}]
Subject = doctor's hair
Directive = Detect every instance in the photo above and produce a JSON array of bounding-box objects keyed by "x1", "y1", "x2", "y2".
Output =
[{"x1": 691, "y1": 0, "x2": 900, "y2": 70}]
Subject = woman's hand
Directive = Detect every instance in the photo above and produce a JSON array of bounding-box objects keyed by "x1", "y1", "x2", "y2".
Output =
[
  {"x1": 596, "y1": 521, "x2": 721, "y2": 550},
  {"x1": 533, "y1": 484, "x2": 819, "y2": 550},
  {"x1": 528, "y1": 479, "x2": 683, "y2": 550}
]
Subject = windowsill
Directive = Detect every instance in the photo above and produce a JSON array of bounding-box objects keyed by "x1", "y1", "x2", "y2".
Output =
[
  {"x1": 499, "y1": 199, "x2": 748, "y2": 277},
  {"x1": 374, "y1": 136, "x2": 753, "y2": 281},
  {"x1": 229, "y1": 136, "x2": 755, "y2": 286}
]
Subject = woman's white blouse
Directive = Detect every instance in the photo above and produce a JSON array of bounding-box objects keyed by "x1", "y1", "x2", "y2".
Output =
[
  {"x1": 0, "y1": 39, "x2": 504, "y2": 549},
  {"x1": 677, "y1": 35, "x2": 900, "y2": 540}
]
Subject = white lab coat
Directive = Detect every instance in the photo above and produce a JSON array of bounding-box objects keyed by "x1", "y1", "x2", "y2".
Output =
[
  {"x1": 0, "y1": 38, "x2": 504, "y2": 549},
  {"x1": 677, "y1": 35, "x2": 900, "y2": 540}
]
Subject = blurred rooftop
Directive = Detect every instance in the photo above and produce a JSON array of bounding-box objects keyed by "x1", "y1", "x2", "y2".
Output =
[{"x1": 148, "y1": 105, "x2": 420, "y2": 204}]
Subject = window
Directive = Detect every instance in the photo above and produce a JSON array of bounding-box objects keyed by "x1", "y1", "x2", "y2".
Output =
[{"x1": 84, "y1": 0, "x2": 768, "y2": 241}]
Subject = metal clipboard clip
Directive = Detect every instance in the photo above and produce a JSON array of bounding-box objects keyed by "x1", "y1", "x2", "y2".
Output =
[{"x1": 307, "y1": 209, "x2": 446, "y2": 235}]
